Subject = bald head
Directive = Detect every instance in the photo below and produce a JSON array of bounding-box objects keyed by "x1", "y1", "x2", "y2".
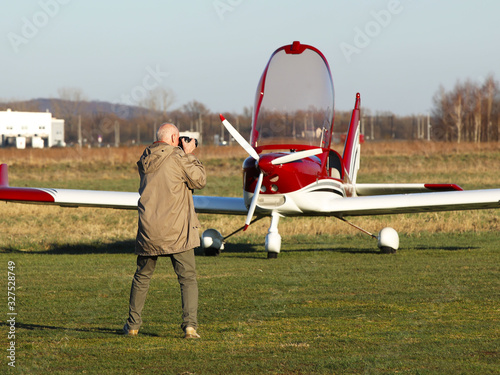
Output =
[{"x1": 156, "y1": 123, "x2": 179, "y2": 146}]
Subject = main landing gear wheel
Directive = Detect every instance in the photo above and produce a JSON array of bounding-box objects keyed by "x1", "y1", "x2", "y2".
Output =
[
  {"x1": 201, "y1": 229, "x2": 224, "y2": 256},
  {"x1": 377, "y1": 227, "x2": 399, "y2": 254}
]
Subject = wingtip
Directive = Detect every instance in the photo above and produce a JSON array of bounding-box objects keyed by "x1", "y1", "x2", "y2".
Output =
[
  {"x1": 0, "y1": 164, "x2": 8, "y2": 187},
  {"x1": 219, "y1": 114, "x2": 226, "y2": 122},
  {"x1": 243, "y1": 224, "x2": 249, "y2": 231}
]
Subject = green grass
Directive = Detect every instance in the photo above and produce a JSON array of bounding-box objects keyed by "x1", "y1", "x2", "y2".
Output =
[
  {"x1": 1, "y1": 233, "x2": 499, "y2": 374},
  {"x1": 1, "y1": 150, "x2": 499, "y2": 373}
]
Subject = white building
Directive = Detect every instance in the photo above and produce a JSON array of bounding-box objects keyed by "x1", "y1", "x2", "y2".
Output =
[{"x1": 0, "y1": 109, "x2": 65, "y2": 148}]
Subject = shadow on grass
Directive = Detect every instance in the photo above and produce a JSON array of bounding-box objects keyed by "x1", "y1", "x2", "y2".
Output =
[
  {"x1": 215, "y1": 243, "x2": 259, "y2": 254},
  {"x1": 285, "y1": 246, "x2": 381, "y2": 254},
  {"x1": 197, "y1": 242, "x2": 266, "y2": 259},
  {"x1": 413, "y1": 245, "x2": 480, "y2": 251},
  {"x1": 208, "y1": 241, "x2": 481, "y2": 256},
  {"x1": 2, "y1": 240, "x2": 263, "y2": 257},
  {"x1": 5, "y1": 239, "x2": 471, "y2": 257},
  {"x1": 1, "y1": 240, "x2": 136, "y2": 255},
  {"x1": 219, "y1": 242, "x2": 382, "y2": 256},
  {"x1": 0, "y1": 321, "x2": 159, "y2": 337}
]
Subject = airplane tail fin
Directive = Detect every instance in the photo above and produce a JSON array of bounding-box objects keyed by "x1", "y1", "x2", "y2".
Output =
[
  {"x1": 342, "y1": 93, "x2": 361, "y2": 195},
  {"x1": 0, "y1": 164, "x2": 8, "y2": 187}
]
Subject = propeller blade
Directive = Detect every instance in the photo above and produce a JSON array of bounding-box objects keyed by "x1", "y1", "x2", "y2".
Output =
[
  {"x1": 271, "y1": 148, "x2": 323, "y2": 165},
  {"x1": 220, "y1": 114, "x2": 260, "y2": 161},
  {"x1": 244, "y1": 171, "x2": 264, "y2": 231}
]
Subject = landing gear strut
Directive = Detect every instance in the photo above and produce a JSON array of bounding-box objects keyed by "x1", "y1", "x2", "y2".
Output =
[
  {"x1": 201, "y1": 213, "x2": 283, "y2": 258},
  {"x1": 201, "y1": 217, "x2": 266, "y2": 256}
]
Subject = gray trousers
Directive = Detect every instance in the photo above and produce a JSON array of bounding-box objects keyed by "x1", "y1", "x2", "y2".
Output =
[{"x1": 126, "y1": 250, "x2": 198, "y2": 331}]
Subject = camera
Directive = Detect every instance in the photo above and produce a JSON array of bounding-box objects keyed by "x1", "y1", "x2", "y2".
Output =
[{"x1": 179, "y1": 136, "x2": 198, "y2": 150}]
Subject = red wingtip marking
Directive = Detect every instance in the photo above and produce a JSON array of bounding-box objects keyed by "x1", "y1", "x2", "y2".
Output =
[
  {"x1": 219, "y1": 114, "x2": 226, "y2": 122},
  {"x1": 424, "y1": 183, "x2": 463, "y2": 192},
  {"x1": 0, "y1": 164, "x2": 8, "y2": 187},
  {"x1": 243, "y1": 224, "x2": 249, "y2": 231},
  {"x1": 0, "y1": 187, "x2": 55, "y2": 203}
]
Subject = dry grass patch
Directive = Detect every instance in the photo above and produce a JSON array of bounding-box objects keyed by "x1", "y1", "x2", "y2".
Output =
[
  {"x1": 1, "y1": 141, "x2": 498, "y2": 163},
  {"x1": 1, "y1": 141, "x2": 499, "y2": 249},
  {"x1": 1, "y1": 203, "x2": 137, "y2": 252}
]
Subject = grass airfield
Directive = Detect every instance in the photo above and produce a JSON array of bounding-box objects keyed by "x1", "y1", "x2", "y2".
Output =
[{"x1": 1, "y1": 142, "x2": 499, "y2": 374}]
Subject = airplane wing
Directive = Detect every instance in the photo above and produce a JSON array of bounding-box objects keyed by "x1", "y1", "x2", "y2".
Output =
[
  {"x1": 326, "y1": 189, "x2": 500, "y2": 217},
  {"x1": 0, "y1": 164, "x2": 247, "y2": 215},
  {"x1": 2, "y1": 164, "x2": 498, "y2": 218}
]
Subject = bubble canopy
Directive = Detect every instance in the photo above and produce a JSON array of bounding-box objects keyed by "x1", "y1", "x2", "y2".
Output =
[{"x1": 251, "y1": 41, "x2": 335, "y2": 149}]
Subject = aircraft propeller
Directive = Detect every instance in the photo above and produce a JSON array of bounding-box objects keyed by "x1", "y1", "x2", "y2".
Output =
[
  {"x1": 219, "y1": 114, "x2": 259, "y2": 160},
  {"x1": 219, "y1": 114, "x2": 263, "y2": 230},
  {"x1": 219, "y1": 114, "x2": 323, "y2": 230}
]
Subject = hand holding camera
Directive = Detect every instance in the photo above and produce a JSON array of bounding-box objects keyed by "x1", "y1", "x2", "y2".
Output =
[{"x1": 179, "y1": 136, "x2": 198, "y2": 154}]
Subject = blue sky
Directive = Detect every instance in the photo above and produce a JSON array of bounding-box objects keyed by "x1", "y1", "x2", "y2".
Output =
[{"x1": 1, "y1": 0, "x2": 499, "y2": 116}]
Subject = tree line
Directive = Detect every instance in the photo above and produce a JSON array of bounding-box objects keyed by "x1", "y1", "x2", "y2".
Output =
[
  {"x1": 431, "y1": 74, "x2": 499, "y2": 142},
  {"x1": 2, "y1": 76, "x2": 499, "y2": 147}
]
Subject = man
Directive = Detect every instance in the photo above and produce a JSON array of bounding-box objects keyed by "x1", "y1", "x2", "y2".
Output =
[{"x1": 123, "y1": 123, "x2": 206, "y2": 339}]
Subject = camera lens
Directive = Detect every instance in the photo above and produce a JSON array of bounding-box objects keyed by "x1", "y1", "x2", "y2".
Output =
[{"x1": 179, "y1": 136, "x2": 198, "y2": 149}]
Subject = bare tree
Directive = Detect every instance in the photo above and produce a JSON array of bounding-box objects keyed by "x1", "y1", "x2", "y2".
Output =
[
  {"x1": 473, "y1": 84, "x2": 482, "y2": 143},
  {"x1": 432, "y1": 86, "x2": 453, "y2": 141},
  {"x1": 182, "y1": 100, "x2": 210, "y2": 134},
  {"x1": 482, "y1": 74, "x2": 497, "y2": 141},
  {"x1": 451, "y1": 83, "x2": 464, "y2": 143},
  {"x1": 432, "y1": 75, "x2": 500, "y2": 142},
  {"x1": 51, "y1": 87, "x2": 88, "y2": 144},
  {"x1": 53, "y1": 87, "x2": 87, "y2": 117},
  {"x1": 139, "y1": 87, "x2": 175, "y2": 118}
]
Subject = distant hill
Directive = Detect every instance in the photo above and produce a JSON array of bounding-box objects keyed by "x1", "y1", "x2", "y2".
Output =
[{"x1": 0, "y1": 98, "x2": 156, "y2": 120}]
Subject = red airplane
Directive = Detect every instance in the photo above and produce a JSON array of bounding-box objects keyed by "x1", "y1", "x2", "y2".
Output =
[{"x1": 1, "y1": 41, "x2": 499, "y2": 258}]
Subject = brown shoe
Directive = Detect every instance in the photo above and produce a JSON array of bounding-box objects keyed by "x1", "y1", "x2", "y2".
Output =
[
  {"x1": 184, "y1": 326, "x2": 200, "y2": 339},
  {"x1": 123, "y1": 323, "x2": 138, "y2": 336}
]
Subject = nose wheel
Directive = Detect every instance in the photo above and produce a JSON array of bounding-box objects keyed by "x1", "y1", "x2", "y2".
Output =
[{"x1": 265, "y1": 212, "x2": 282, "y2": 258}]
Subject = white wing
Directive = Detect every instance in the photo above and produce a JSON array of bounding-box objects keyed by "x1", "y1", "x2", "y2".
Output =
[
  {"x1": 328, "y1": 189, "x2": 500, "y2": 217},
  {"x1": 0, "y1": 164, "x2": 247, "y2": 214},
  {"x1": 0, "y1": 185, "x2": 246, "y2": 214}
]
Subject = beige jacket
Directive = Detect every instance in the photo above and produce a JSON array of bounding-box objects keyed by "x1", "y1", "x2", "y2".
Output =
[{"x1": 135, "y1": 142, "x2": 206, "y2": 256}]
